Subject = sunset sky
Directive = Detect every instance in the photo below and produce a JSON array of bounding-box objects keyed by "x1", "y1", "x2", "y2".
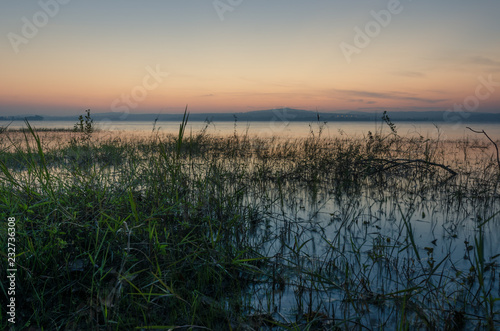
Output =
[{"x1": 1, "y1": 0, "x2": 499, "y2": 116}]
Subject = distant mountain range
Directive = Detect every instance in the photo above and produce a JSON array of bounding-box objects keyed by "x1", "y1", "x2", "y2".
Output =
[
  {"x1": 0, "y1": 115, "x2": 44, "y2": 121},
  {"x1": 3, "y1": 109, "x2": 500, "y2": 123}
]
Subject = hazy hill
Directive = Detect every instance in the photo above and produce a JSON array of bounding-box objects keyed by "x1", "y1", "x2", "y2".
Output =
[{"x1": 0, "y1": 115, "x2": 44, "y2": 121}]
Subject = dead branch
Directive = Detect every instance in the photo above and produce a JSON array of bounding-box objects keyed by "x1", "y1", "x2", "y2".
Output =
[
  {"x1": 467, "y1": 127, "x2": 500, "y2": 171},
  {"x1": 367, "y1": 158, "x2": 457, "y2": 177}
]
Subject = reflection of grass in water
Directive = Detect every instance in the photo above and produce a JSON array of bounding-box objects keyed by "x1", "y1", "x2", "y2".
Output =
[{"x1": 0, "y1": 115, "x2": 499, "y2": 330}]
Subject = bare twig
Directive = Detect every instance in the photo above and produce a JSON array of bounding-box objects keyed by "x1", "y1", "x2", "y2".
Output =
[
  {"x1": 368, "y1": 158, "x2": 457, "y2": 177},
  {"x1": 467, "y1": 127, "x2": 500, "y2": 171}
]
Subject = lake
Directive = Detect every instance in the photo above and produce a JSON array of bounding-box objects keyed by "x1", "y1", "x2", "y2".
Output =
[{"x1": 4, "y1": 120, "x2": 500, "y2": 140}]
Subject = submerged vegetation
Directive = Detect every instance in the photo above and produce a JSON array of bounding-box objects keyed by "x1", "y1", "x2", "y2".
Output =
[{"x1": 0, "y1": 110, "x2": 499, "y2": 330}]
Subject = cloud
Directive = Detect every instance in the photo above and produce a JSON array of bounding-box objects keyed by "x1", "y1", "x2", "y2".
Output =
[
  {"x1": 201, "y1": 94, "x2": 215, "y2": 97},
  {"x1": 467, "y1": 56, "x2": 500, "y2": 67},
  {"x1": 392, "y1": 71, "x2": 426, "y2": 78},
  {"x1": 333, "y1": 89, "x2": 448, "y2": 104},
  {"x1": 348, "y1": 99, "x2": 377, "y2": 104},
  {"x1": 226, "y1": 91, "x2": 318, "y2": 99},
  {"x1": 355, "y1": 106, "x2": 446, "y2": 112},
  {"x1": 424, "y1": 89, "x2": 447, "y2": 94}
]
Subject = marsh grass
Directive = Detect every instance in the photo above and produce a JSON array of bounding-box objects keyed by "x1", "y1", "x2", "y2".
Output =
[{"x1": 0, "y1": 114, "x2": 499, "y2": 330}]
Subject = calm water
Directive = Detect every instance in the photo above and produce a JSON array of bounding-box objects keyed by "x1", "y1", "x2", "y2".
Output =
[{"x1": 4, "y1": 120, "x2": 500, "y2": 140}]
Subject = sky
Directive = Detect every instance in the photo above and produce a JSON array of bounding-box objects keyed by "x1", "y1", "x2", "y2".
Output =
[{"x1": 1, "y1": 0, "x2": 499, "y2": 116}]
